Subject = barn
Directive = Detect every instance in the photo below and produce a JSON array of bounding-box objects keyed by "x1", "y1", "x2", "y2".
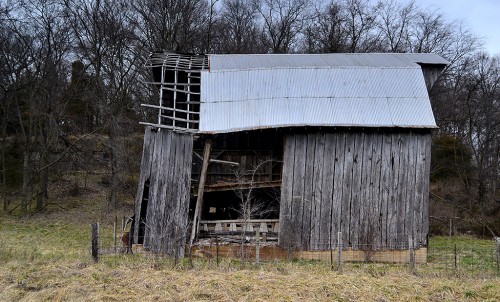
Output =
[{"x1": 132, "y1": 52, "x2": 448, "y2": 260}]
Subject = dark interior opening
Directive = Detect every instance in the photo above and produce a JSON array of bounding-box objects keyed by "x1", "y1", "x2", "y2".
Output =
[
  {"x1": 201, "y1": 188, "x2": 281, "y2": 221},
  {"x1": 137, "y1": 179, "x2": 150, "y2": 244}
]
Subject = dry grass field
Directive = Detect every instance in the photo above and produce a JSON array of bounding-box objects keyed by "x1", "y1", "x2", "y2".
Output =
[{"x1": 0, "y1": 176, "x2": 499, "y2": 302}]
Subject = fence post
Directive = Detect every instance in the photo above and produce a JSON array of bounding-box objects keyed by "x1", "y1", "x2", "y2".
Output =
[
  {"x1": 454, "y1": 243, "x2": 458, "y2": 272},
  {"x1": 121, "y1": 216, "x2": 125, "y2": 248},
  {"x1": 449, "y1": 218, "x2": 452, "y2": 237},
  {"x1": 494, "y1": 237, "x2": 499, "y2": 273},
  {"x1": 255, "y1": 227, "x2": 260, "y2": 264},
  {"x1": 409, "y1": 236, "x2": 415, "y2": 274},
  {"x1": 337, "y1": 232, "x2": 342, "y2": 272},
  {"x1": 216, "y1": 235, "x2": 219, "y2": 268},
  {"x1": 330, "y1": 240, "x2": 334, "y2": 271},
  {"x1": 113, "y1": 216, "x2": 117, "y2": 253},
  {"x1": 92, "y1": 222, "x2": 99, "y2": 263}
]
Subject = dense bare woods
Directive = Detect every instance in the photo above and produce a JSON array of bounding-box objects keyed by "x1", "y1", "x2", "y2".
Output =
[{"x1": 0, "y1": 0, "x2": 498, "y2": 234}]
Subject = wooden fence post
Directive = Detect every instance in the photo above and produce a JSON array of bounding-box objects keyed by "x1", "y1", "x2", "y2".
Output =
[
  {"x1": 495, "y1": 237, "x2": 500, "y2": 273},
  {"x1": 454, "y1": 243, "x2": 459, "y2": 273},
  {"x1": 409, "y1": 236, "x2": 415, "y2": 274},
  {"x1": 113, "y1": 216, "x2": 117, "y2": 253},
  {"x1": 337, "y1": 232, "x2": 342, "y2": 272},
  {"x1": 216, "y1": 235, "x2": 219, "y2": 268},
  {"x1": 121, "y1": 216, "x2": 125, "y2": 248},
  {"x1": 330, "y1": 239, "x2": 333, "y2": 270},
  {"x1": 255, "y1": 227, "x2": 260, "y2": 264},
  {"x1": 92, "y1": 223, "x2": 99, "y2": 263}
]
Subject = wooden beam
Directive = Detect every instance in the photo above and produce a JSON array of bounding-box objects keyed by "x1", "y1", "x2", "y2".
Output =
[
  {"x1": 204, "y1": 180, "x2": 281, "y2": 192},
  {"x1": 193, "y1": 151, "x2": 240, "y2": 166},
  {"x1": 190, "y1": 139, "x2": 212, "y2": 246}
]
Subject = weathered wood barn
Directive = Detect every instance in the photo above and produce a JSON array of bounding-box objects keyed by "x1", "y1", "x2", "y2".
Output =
[{"x1": 132, "y1": 52, "x2": 448, "y2": 259}]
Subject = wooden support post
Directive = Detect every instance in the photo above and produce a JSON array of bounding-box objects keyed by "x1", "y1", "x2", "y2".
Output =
[
  {"x1": 92, "y1": 223, "x2": 99, "y2": 263},
  {"x1": 190, "y1": 139, "x2": 212, "y2": 246}
]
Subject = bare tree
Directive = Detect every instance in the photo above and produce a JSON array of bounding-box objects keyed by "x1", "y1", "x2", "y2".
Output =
[
  {"x1": 254, "y1": 0, "x2": 311, "y2": 53},
  {"x1": 377, "y1": 0, "x2": 416, "y2": 52},
  {"x1": 132, "y1": 0, "x2": 210, "y2": 52},
  {"x1": 232, "y1": 159, "x2": 278, "y2": 265},
  {"x1": 65, "y1": 0, "x2": 142, "y2": 208},
  {"x1": 212, "y1": 0, "x2": 264, "y2": 53},
  {"x1": 0, "y1": 0, "x2": 72, "y2": 214}
]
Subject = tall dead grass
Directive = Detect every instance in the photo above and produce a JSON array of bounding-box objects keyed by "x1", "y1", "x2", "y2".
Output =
[{"x1": 1, "y1": 182, "x2": 498, "y2": 302}]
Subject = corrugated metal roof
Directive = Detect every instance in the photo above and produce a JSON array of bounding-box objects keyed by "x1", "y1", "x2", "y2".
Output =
[
  {"x1": 142, "y1": 53, "x2": 447, "y2": 133},
  {"x1": 208, "y1": 53, "x2": 449, "y2": 71},
  {"x1": 198, "y1": 56, "x2": 440, "y2": 133}
]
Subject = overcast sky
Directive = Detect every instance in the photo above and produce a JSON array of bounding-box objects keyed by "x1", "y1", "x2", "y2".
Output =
[{"x1": 411, "y1": 0, "x2": 500, "y2": 55}]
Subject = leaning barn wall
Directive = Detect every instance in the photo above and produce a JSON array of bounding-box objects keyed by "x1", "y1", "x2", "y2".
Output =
[
  {"x1": 133, "y1": 126, "x2": 193, "y2": 257},
  {"x1": 279, "y1": 130, "x2": 431, "y2": 251}
]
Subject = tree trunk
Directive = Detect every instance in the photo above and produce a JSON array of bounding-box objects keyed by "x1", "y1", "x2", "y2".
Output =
[
  {"x1": 36, "y1": 151, "x2": 48, "y2": 211},
  {"x1": 1, "y1": 139, "x2": 6, "y2": 212},
  {"x1": 21, "y1": 150, "x2": 30, "y2": 215},
  {"x1": 109, "y1": 126, "x2": 118, "y2": 208}
]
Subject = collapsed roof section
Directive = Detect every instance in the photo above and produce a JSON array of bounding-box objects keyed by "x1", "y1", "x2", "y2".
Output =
[{"x1": 142, "y1": 52, "x2": 448, "y2": 133}]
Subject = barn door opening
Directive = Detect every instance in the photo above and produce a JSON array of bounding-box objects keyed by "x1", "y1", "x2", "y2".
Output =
[{"x1": 137, "y1": 179, "x2": 150, "y2": 244}]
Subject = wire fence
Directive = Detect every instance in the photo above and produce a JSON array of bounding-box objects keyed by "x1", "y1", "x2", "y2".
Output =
[{"x1": 91, "y1": 221, "x2": 500, "y2": 279}]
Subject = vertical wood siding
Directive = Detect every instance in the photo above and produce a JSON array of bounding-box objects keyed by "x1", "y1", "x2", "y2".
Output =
[
  {"x1": 279, "y1": 130, "x2": 431, "y2": 251},
  {"x1": 134, "y1": 127, "x2": 193, "y2": 257}
]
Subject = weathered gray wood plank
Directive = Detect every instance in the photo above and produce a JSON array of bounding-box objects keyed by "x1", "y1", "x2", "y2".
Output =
[
  {"x1": 414, "y1": 133, "x2": 427, "y2": 247},
  {"x1": 320, "y1": 133, "x2": 335, "y2": 250},
  {"x1": 292, "y1": 134, "x2": 307, "y2": 250},
  {"x1": 133, "y1": 127, "x2": 156, "y2": 243},
  {"x1": 311, "y1": 133, "x2": 325, "y2": 250},
  {"x1": 301, "y1": 133, "x2": 317, "y2": 249},
  {"x1": 359, "y1": 132, "x2": 372, "y2": 248},
  {"x1": 397, "y1": 133, "x2": 409, "y2": 249},
  {"x1": 406, "y1": 132, "x2": 418, "y2": 248},
  {"x1": 388, "y1": 133, "x2": 401, "y2": 249},
  {"x1": 144, "y1": 129, "x2": 163, "y2": 249},
  {"x1": 379, "y1": 134, "x2": 393, "y2": 247},
  {"x1": 279, "y1": 134, "x2": 296, "y2": 248},
  {"x1": 332, "y1": 132, "x2": 346, "y2": 247},
  {"x1": 341, "y1": 133, "x2": 355, "y2": 248},
  {"x1": 349, "y1": 132, "x2": 364, "y2": 250},
  {"x1": 371, "y1": 133, "x2": 383, "y2": 249},
  {"x1": 422, "y1": 133, "x2": 432, "y2": 246}
]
